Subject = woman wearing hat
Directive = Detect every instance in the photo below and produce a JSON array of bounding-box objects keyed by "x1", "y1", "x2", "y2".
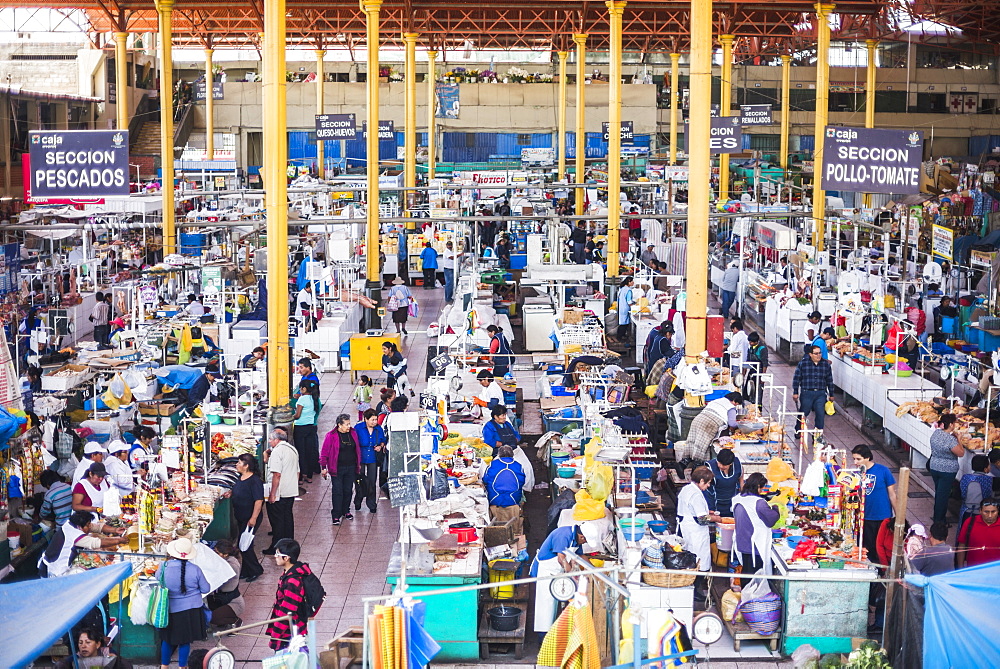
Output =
[
  {"x1": 385, "y1": 277, "x2": 413, "y2": 335},
  {"x1": 73, "y1": 442, "x2": 107, "y2": 485},
  {"x1": 105, "y1": 440, "x2": 135, "y2": 496},
  {"x1": 157, "y1": 537, "x2": 211, "y2": 669},
  {"x1": 469, "y1": 369, "x2": 505, "y2": 420}
]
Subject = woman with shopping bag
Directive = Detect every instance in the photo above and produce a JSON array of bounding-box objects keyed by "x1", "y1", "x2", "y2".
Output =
[{"x1": 231, "y1": 454, "x2": 265, "y2": 581}]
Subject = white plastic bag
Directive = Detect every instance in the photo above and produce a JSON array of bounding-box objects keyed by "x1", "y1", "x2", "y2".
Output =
[
  {"x1": 103, "y1": 485, "x2": 123, "y2": 517},
  {"x1": 239, "y1": 525, "x2": 256, "y2": 552},
  {"x1": 129, "y1": 580, "x2": 152, "y2": 626}
]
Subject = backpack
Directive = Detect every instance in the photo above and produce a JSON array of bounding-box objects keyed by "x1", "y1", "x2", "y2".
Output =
[{"x1": 300, "y1": 569, "x2": 326, "y2": 618}]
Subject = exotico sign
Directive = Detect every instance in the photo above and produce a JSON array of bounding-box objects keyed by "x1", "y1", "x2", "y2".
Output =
[
  {"x1": 821, "y1": 127, "x2": 923, "y2": 194},
  {"x1": 29, "y1": 130, "x2": 130, "y2": 198}
]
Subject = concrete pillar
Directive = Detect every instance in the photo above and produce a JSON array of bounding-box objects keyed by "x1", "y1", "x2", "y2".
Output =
[
  {"x1": 811, "y1": 3, "x2": 835, "y2": 251},
  {"x1": 669, "y1": 52, "x2": 680, "y2": 166}
]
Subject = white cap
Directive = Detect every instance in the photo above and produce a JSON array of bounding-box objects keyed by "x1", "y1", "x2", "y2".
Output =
[
  {"x1": 107, "y1": 439, "x2": 129, "y2": 454},
  {"x1": 84, "y1": 442, "x2": 107, "y2": 455}
]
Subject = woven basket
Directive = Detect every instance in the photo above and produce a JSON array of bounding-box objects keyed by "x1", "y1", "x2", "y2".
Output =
[
  {"x1": 642, "y1": 569, "x2": 698, "y2": 588},
  {"x1": 738, "y1": 592, "x2": 782, "y2": 635}
]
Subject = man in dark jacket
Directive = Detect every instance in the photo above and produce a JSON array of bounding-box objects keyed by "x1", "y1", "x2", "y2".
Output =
[{"x1": 569, "y1": 221, "x2": 588, "y2": 264}]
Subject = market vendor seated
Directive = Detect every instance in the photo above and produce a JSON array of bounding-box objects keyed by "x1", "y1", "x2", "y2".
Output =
[
  {"x1": 482, "y1": 404, "x2": 521, "y2": 457},
  {"x1": 241, "y1": 346, "x2": 266, "y2": 369},
  {"x1": 885, "y1": 319, "x2": 920, "y2": 369},
  {"x1": 483, "y1": 446, "x2": 527, "y2": 521},
  {"x1": 54, "y1": 625, "x2": 133, "y2": 669},
  {"x1": 41, "y1": 510, "x2": 127, "y2": 578},
  {"x1": 72, "y1": 463, "x2": 113, "y2": 515}
]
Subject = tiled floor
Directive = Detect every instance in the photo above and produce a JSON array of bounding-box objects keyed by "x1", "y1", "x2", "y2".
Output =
[{"x1": 193, "y1": 281, "x2": 937, "y2": 667}]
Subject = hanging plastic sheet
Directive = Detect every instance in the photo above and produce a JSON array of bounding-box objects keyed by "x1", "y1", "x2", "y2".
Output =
[{"x1": 905, "y1": 561, "x2": 1000, "y2": 669}]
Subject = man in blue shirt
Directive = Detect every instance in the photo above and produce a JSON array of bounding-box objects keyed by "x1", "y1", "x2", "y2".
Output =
[
  {"x1": 852, "y1": 445, "x2": 898, "y2": 569},
  {"x1": 792, "y1": 345, "x2": 835, "y2": 438},
  {"x1": 530, "y1": 524, "x2": 591, "y2": 633},
  {"x1": 481, "y1": 405, "x2": 521, "y2": 457},
  {"x1": 184, "y1": 364, "x2": 219, "y2": 409},
  {"x1": 419, "y1": 242, "x2": 439, "y2": 289}
]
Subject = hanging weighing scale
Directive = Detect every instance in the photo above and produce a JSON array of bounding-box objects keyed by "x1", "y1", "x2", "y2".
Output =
[
  {"x1": 549, "y1": 575, "x2": 577, "y2": 602},
  {"x1": 204, "y1": 647, "x2": 236, "y2": 669},
  {"x1": 691, "y1": 611, "x2": 725, "y2": 645}
]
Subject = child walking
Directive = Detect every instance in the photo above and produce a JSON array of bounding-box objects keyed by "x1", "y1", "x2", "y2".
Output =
[{"x1": 352, "y1": 375, "x2": 374, "y2": 421}]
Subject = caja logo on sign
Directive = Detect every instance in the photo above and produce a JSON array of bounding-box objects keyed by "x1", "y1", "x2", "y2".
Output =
[
  {"x1": 821, "y1": 126, "x2": 923, "y2": 195},
  {"x1": 29, "y1": 130, "x2": 130, "y2": 199}
]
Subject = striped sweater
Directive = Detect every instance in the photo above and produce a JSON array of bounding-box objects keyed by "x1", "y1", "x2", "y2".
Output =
[{"x1": 267, "y1": 562, "x2": 313, "y2": 649}]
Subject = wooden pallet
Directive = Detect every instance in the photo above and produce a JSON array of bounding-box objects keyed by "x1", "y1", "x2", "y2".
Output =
[{"x1": 478, "y1": 606, "x2": 526, "y2": 660}]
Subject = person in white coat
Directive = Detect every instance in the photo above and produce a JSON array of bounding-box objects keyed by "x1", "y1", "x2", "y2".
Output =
[
  {"x1": 676, "y1": 466, "x2": 723, "y2": 600},
  {"x1": 72, "y1": 442, "x2": 107, "y2": 485},
  {"x1": 104, "y1": 440, "x2": 135, "y2": 496},
  {"x1": 726, "y1": 319, "x2": 750, "y2": 372}
]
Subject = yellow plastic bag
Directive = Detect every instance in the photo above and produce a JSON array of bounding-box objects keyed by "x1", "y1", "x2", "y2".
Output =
[
  {"x1": 825, "y1": 400, "x2": 836, "y2": 416},
  {"x1": 721, "y1": 589, "x2": 744, "y2": 623},
  {"x1": 572, "y1": 489, "x2": 606, "y2": 521},
  {"x1": 765, "y1": 457, "x2": 796, "y2": 483},
  {"x1": 585, "y1": 463, "x2": 614, "y2": 502},
  {"x1": 644, "y1": 385, "x2": 658, "y2": 398}
]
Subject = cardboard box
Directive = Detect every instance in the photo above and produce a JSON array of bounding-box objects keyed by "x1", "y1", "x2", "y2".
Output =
[
  {"x1": 41, "y1": 364, "x2": 92, "y2": 392},
  {"x1": 563, "y1": 307, "x2": 585, "y2": 325},
  {"x1": 138, "y1": 402, "x2": 181, "y2": 417}
]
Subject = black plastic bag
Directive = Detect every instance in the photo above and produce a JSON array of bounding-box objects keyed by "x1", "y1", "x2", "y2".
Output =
[
  {"x1": 663, "y1": 549, "x2": 699, "y2": 571},
  {"x1": 427, "y1": 468, "x2": 450, "y2": 500}
]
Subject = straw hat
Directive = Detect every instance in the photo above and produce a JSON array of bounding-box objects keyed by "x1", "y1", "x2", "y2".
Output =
[
  {"x1": 166, "y1": 537, "x2": 195, "y2": 560},
  {"x1": 392, "y1": 277, "x2": 405, "y2": 285}
]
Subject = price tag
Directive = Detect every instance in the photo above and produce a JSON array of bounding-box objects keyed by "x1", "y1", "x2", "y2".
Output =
[
  {"x1": 386, "y1": 475, "x2": 422, "y2": 508},
  {"x1": 288, "y1": 322, "x2": 300, "y2": 338},
  {"x1": 419, "y1": 393, "x2": 437, "y2": 411},
  {"x1": 430, "y1": 352, "x2": 453, "y2": 373}
]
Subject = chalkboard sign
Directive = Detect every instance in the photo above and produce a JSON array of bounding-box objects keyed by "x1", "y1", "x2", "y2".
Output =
[{"x1": 386, "y1": 474, "x2": 422, "y2": 508}]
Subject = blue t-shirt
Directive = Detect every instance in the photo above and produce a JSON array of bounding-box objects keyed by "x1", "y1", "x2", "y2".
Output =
[
  {"x1": 530, "y1": 526, "x2": 583, "y2": 576},
  {"x1": 862, "y1": 463, "x2": 896, "y2": 521},
  {"x1": 294, "y1": 394, "x2": 317, "y2": 426},
  {"x1": 420, "y1": 247, "x2": 439, "y2": 269},
  {"x1": 811, "y1": 336, "x2": 829, "y2": 360}
]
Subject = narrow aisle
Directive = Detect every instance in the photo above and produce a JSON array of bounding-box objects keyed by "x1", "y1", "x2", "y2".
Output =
[{"x1": 207, "y1": 283, "x2": 450, "y2": 662}]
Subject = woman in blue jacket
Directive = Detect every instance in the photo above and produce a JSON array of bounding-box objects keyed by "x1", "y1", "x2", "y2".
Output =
[
  {"x1": 482, "y1": 405, "x2": 521, "y2": 457},
  {"x1": 353, "y1": 409, "x2": 386, "y2": 513}
]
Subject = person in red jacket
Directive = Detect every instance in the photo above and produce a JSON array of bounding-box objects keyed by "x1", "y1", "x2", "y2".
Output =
[
  {"x1": 267, "y1": 539, "x2": 314, "y2": 650},
  {"x1": 957, "y1": 498, "x2": 1000, "y2": 568},
  {"x1": 320, "y1": 414, "x2": 362, "y2": 525}
]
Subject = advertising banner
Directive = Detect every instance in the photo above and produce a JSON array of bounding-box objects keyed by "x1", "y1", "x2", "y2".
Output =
[
  {"x1": 29, "y1": 130, "x2": 130, "y2": 199},
  {"x1": 684, "y1": 117, "x2": 743, "y2": 154},
  {"x1": 820, "y1": 127, "x2": 923, "y2": 194},
  {"x1": 740, "y1": 104, "x2": 772, "y2": 126},
  {"x1": 932, "y1": 224, "x2": 954, "y2": 260},
  {"x1": 435, "y1": 83, "x2": 460, "y2": 119},
  {"x1": 602, "y1": 121, "x2": 634, "y2": 143},
  {"x1": 195, "y1": 81, "x2": 224, "y2": 101},
  {"x1": 520, "y1": 148, "x2": 555, "y2": 166},
  {"x1": 315, "y1": 113, "x2": 357, "y2": 139}
]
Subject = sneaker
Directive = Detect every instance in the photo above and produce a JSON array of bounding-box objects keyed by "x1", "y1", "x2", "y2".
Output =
[
  {"x1": 345, "y1": 513, "x2": 354, "y2": 520},
  {"x1": 332, "y1": 517, "x2": 341, "y2": 525}
]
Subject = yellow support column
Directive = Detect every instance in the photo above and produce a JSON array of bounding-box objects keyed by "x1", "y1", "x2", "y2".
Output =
[
  {"x1": 779, "y1": 54, "x2": 791, "y2": 170},
  {"x1": 403, "y1": 33, "x2": 419, "y2": 206},
  {"x1": 718, "y1": 34, "x2": 734, "y2": 201},
  {"x1": 686, "y1": 0, "x2": 711, "y2": 358},
  {"x1": 557, "y1": 50, "x2": 569, "y2": 181},
  {"x1": 865, "y1": 39, "x2": 877, "y2": 128},
  {"x1": 114, "y1": 31, "x2": 128, "y2": 131},
  {"x1": 606, "y1": 2, "x2": 625, "y2": 278},
  {"x1": 156, "y1": 0, "x2": 175, "y2": 255},
  {"x1": 263, "y1": 0, "x2": 290, "y2": 406},
  {"x1": 812, "y1": 3, "x2": 835, "y2": 251},
  {"x1": 426, "y1": 49, "x2": 437, "y2": 180},
  {"x1": 204, "y1": 47, "x2": 214, "y2": 160},
  {"x1": 315, "y1": 49, "x2": 326, "y2": 177},
  {"x1": 364, "y1": 0, "x2": 383, "y2": 328},
  {"x1": 573, "y1": 33, "x2": 587, "y2": 215},
  {"x1": 669, "y1": 52, "x2": 680, "y2": 165}
]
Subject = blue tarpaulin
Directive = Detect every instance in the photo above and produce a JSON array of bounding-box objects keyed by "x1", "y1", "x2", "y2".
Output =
[
  {"x1": 0, "y1": 562, "x2": 133, "y2": 668},
  {"x1": 905, "y1": 561, "x2": 1000, "y2": 669}
]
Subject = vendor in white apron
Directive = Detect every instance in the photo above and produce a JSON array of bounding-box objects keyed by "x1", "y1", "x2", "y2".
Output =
[
  {"x1": 530, "y1": 523, "x2": 601, "y2": 632},
  {"x1": 72, "y1": 442, "x2": 107, "y2": 485},
  {"x1": 676, "y1": 467, "x2": 723, "y2": 598},
  {"x1": 730, "y1": 473, "x2": 781, "y2": 587},
  {"x1": 71, "y1": 462, "x2": 112, "y2": 522},
  {"x1": 40, "y1": 510, "x2": 127, "y2": 577}
]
